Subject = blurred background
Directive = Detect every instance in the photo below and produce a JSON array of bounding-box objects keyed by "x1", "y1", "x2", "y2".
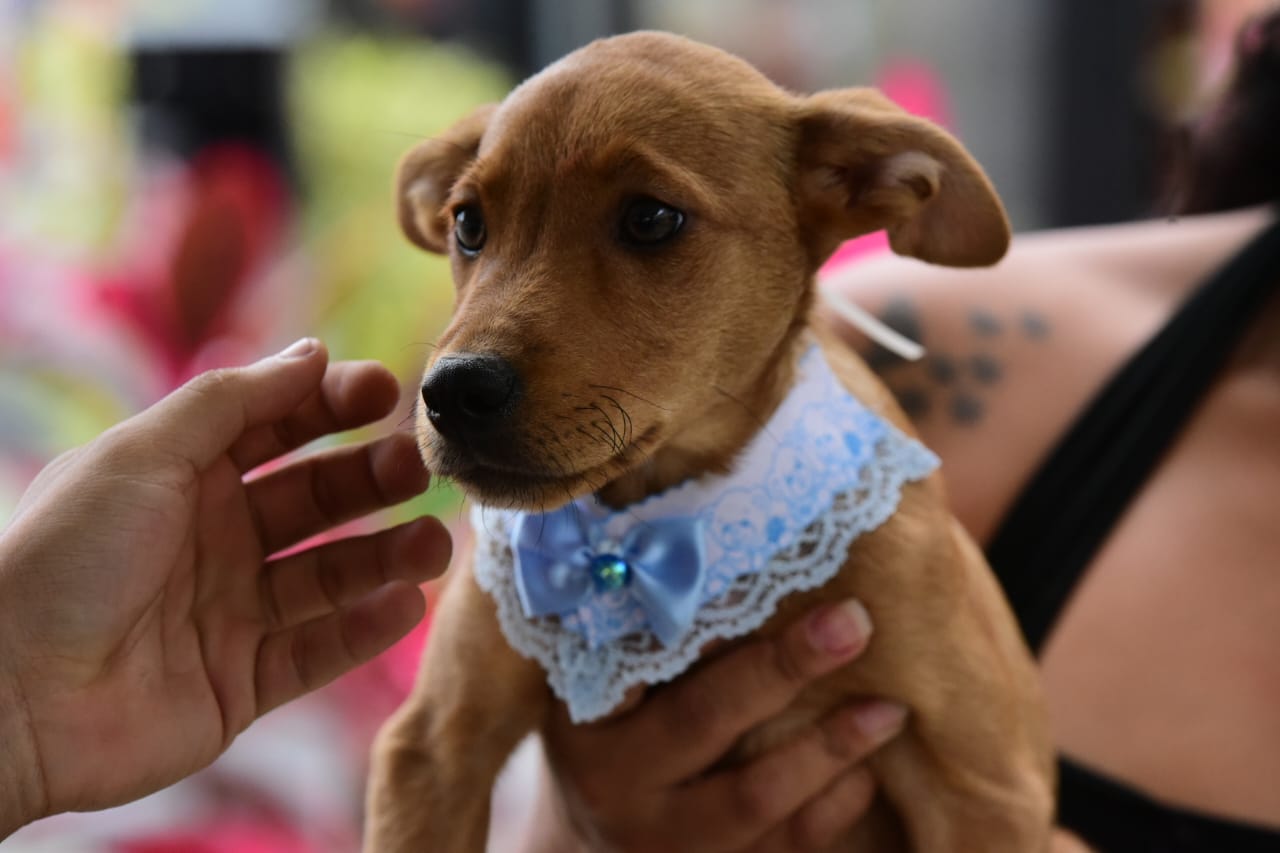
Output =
[{"x1": 0, "y1": 0, "x2": 1273, "y2": 850}]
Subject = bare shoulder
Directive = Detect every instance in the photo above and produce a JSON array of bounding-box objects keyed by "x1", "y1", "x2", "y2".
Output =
[{"x1": 815, "y1": 209, "x2": 1273, "y2": 542}]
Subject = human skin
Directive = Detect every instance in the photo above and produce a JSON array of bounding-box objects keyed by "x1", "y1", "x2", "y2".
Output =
[
  {"x1": 827, "y1": 208, "x2": 1280, "y2": 828},
  {"x1": 0, "y1": 339, "x2": 452, "y2": 837}
]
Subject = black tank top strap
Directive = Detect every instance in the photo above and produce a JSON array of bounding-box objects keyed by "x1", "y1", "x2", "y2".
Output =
[
  {"x1": 986, "y1": 214, "x2": 1280, "y2": 655},
  {"x1": 1057, "y1": 757, "x2": 1280, "y2": 852}
]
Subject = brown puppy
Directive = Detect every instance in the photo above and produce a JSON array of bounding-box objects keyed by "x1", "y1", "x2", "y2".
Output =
[{"x1": 367, "y1": 32, "x2": 1053, "y2": 852}]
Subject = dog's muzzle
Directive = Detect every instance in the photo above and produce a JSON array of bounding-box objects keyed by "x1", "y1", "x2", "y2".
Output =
[{"x1": 420, "y1": 352, "x2": 523, "y2": 443}]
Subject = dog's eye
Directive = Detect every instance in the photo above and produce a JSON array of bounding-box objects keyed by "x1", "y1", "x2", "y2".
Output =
[
  {"x1": 453, "y1": 205, "x2": 486, "y2": 255},
  {"x1": 620, "y1": 197, "x2": 685, "y2": 246}
]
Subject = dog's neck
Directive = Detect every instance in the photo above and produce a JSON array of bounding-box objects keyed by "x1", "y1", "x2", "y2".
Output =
[{"x1": 595, "y1": 321, "x2": 809, "y2": 510}]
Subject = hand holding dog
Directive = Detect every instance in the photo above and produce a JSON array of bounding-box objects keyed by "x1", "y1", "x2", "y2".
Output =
[
  {"x1": 0, "y1": 340, "x2": 451, "y2": 837},
  {"x1": 532, "y1": 600, "x2": 908, "y2": 852}
]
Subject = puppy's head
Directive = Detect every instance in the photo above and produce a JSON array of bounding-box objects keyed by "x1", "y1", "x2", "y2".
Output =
[{"x1": 400, "y1": 32, "x2": 1008, "y2": 509}]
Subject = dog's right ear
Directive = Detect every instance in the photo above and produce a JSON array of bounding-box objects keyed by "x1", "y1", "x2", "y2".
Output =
[
  {"x1": 396, "y1": 104, "x2": 497, "y2": 253},
  {"x1": 794, "y1": 88, "x2": 1010, "y2": 268}
]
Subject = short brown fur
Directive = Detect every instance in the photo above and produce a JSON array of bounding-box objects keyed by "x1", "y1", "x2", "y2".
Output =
[{"x1": 367, "y1": 32, "x2": 1051, "y2": 852}]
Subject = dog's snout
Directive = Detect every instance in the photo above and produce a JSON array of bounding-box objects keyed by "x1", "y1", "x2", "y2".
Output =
[{"x1": 421, "y1": 353, "x2": 522, "y2": 438}]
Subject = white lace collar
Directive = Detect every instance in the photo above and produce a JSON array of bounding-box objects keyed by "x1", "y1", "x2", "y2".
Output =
[{"x1": 471, "y1": 345, "x2": 938, "y2": 722}]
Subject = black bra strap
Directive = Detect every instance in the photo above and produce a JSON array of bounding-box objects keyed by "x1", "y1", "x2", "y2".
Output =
[
  {"x1": 1058, "y1": 757, "x2": 1280, "y2": 851},
  {"x1": 986, "y1": 215, "x2": 1280, "y2": 655}
]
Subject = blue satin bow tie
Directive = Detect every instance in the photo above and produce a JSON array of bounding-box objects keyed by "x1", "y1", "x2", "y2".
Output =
[{"x1": 513, "y1": 504, "x2": 708, "y2": 648}]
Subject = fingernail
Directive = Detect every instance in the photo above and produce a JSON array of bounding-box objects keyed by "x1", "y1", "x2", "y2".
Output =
[
  {"x1": 852, "y1": 701, "x2": 908, "y2": 742},
  {"x1": 277, "y1": 337, "x2": 318, "y2": 359},
  {"x1": 807, "y1": 599, "x2": 873, "y2": 657}
]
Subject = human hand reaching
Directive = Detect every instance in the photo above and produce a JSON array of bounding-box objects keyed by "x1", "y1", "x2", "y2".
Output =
[{"x1": 0, "y1": 339, "x2": 451, "y2": 835}]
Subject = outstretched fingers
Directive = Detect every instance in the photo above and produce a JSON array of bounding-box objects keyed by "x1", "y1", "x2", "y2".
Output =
[
  {"x1": 229, "y1": 359, "x2": 404, "y2": 473},
  {"x1": 254, "y1": 580, "x2": 427, "y2": 715},
  {"x1": 260, "y1": 515, "x2": 452, "y2": 630},
  {"x1": 143, "y1": 339, "x2": 330, "y2": 470},
  {"x1": 245, "y1": 431, "x2": 431, "y2": 555}
]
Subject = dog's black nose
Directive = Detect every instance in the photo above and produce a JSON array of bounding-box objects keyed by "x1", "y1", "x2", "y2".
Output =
[{"x1": 421, "y1": 353, "x2": 522, "y2": 439}]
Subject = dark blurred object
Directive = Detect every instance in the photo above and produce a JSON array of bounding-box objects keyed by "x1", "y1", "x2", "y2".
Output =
[
  {"x1": 523, "y1": 0, "x2": 634, "y2": 75},
  {"x1": 1169, "y1": 8, "x2": 1280, "y2": 214},
  {"x1": 1046, "y1": 0, "x2": 1190, "y2": 226},
  {"x1": 130, "y1": 49, "x2": 296, "y2": 186},
  {"x1": 344, "y1": 0, "x2": 633, "y2": 77},
  {"x1": 123, "y1": 49, "x2": 293, "y2": 381},
  {"x1": 422, "y1": 0, "x2": 543, "y2": 76}
]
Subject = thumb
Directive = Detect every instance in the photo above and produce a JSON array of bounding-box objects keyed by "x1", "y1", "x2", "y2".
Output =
[{"x1": 142, "y1": 338, "x2": 330, "y2": 469}]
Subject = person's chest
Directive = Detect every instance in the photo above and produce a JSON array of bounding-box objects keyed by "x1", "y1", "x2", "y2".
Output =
[
  {"x1": 912, "y1": 269, "x2": 1280, "y2": 825},
  {"x1": 1036, "y1": 367, "x2": 1280, "y2": 828}
]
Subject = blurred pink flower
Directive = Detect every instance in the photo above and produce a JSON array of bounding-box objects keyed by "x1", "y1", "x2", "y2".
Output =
[{"x1": 118, "y1": 821, "x2": 317, "y2": 853}]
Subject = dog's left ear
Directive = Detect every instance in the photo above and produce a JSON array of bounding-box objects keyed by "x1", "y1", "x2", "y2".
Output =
[
  {"x1": 795, "y1": 88, "x2": 1010, "y2": 267},
  {"x1": 397, "y1": 104, "x2": 497, "y2": 253}
]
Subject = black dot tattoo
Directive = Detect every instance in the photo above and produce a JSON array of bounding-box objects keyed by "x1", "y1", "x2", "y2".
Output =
[
  {"x1": 928, "y1": 354, "x2": 958, "y2": 385},
  {"x1": 866, "y1": 345, "x2": 902, "y2": 373},
  {"x1": 880, "y1": 297, "x2": 924, "y2": 343},
  {"x1": 970, "y1": 353, "x2": 1003, "y2": 384},
  {"x1": 969, "y1": 309, "x2": 1002, "y2": 337},
  {"x1": 1021, "y1": 311, "x2": 1050, "y2": 340},
  {"x1": 864, "y1": 297, "x2": 925, "y2": 372},
  {"x1": 895, "y1": 387, "x2": 932, "y2": 418},
  {"x1": 951, "y1": 393, "x2": 984, "y2": 425},
  {"x1": 867, "y1": 296, "x2": 1013, "y2": 429}
]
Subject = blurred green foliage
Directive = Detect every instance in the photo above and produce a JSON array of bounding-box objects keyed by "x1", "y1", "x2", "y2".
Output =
[
  {"x1": 291, "y1": 36, "x2": 508, "y2": 373},
  {"x1": 290, "y1": 36, "x2": 511, "y2": 521},
  {"x1": 8, "y1": 12, "x2": 129, "y2": 257},
  {"x1": 0, "y1": 26, "x2": 509, "y2": 524}
]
